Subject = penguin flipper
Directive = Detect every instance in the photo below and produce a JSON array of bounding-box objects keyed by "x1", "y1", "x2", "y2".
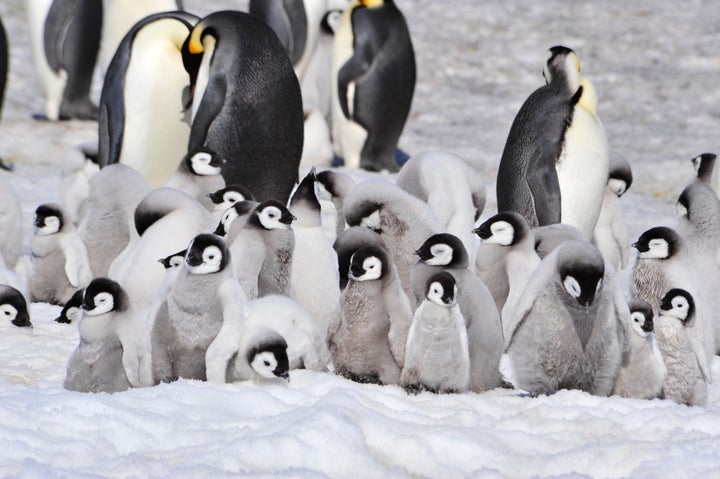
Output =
[
  {"x1": 611, "y1": 276, "x2": 632, "y2": 354},
  {"x1": 687, "y1": 316, "x2": 712, "y2": 383},
  {"x1": 43, "y1": 0, "x2": 80, "y2": 72},
  {"x1": 59, "y1": 233, "x2": 91, "y2": 288},
  {"x1": 188, "y1": 75, "x2": 227, "y2": 151},
  {"x1": 526, "y1": 142, "x2": 562, "y2": 226},
  {"x1": 337, "y1": 43, "x2": 372, "y2": 119},
  {"x1": 98, "y1": 35, "x2": 132, "y2": 167},
  {"x1": 386, "y1": 280, "x2": 413, "y2": 368}
]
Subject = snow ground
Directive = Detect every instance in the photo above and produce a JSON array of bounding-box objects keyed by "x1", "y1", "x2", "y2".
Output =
[{"x1": 1, "y1": 0, "x2": 720, "y2": 477}]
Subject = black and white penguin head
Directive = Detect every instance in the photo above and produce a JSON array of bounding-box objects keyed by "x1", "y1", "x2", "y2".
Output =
[
  {"x1": 207, "y1": 184, "x2": 255, "y2": 212},
  {"x1": 676, "y1": 182, "x2": 718, "y2": 223},
  {"x1": 556, "y1": 241, "x2": 605, "y2": 308},
  {"x1": 632, "y1": 227, "x2": 682, "y2": 260},
  {"x1": 82, "y1": 278, "x2": 128, "y2": 316},
  {"x1": 415, "y1": 233, "x2": 468, "y2": 268},
  {"x1": 542, "y1": 45, "x2": 581, "y2": 91},
  {"x1": 315, "y1": 170, "x2": 356, "y2": 201},
  {"x1": 607, "y1": 158, "x2": 633, "y2": 197},
  {"x1": 185, "y1": 234, "x2": 230, "y2": 275},
  {"x1": 321, "y1": 9, "x2": 343, "y2": 35},
  {"x1": 247, "y1": 335, "x2": 290, "y2": 380},
  {"x1": 252, "y1": 200, "x2": 296, "y2": 231},
  {"x1": 628, "y1": 299, "x2": 654, "y2": 338},
  {"x1": 34, "y1": 203, "x2": 64, "y2": 236},
  {"x1": 0, "y1": 285, "x2": 32, "y2": 329},
  {"x1": 425, "y1": 272, "x2": 458, "y2": 308},
  {"x1": 659, "y1": 289, "x2": 695, "y2": 323},
  {"x1": 691, "y1": 153, "x2": 716, "y2": 182},
  {"x1": 474, "y1": 212, "x2": 529, "y2": 247},
  {"x1": 183, "y1": 147, "x2": 225, "y2": 176},
  {"x1": 349, "y1": 245, "x2": 387, "y2": 282},
  {"x1": 158, "y1": 249, "x2": 187, "y2": 270},
  {"x1": 213, "y1": 200, "x2": 258, "y2": 236},
  {"x1": 55, "y1": 289, "x2": 84, "y2": 324}
]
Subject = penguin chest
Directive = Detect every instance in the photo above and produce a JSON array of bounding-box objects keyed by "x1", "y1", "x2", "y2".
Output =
[
  {"x1": 168, "y1": 293, "x2": 223, "y2": 350},
  {"x1": 407, "y1": 305, "x2": 468, "y2": 371},
  {"x1": 556, "y1": 106, "x2": 609, "y2": 238}
]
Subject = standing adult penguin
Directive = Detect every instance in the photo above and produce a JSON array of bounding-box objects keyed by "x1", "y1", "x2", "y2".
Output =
[
  {"x1": 0, "y1": 14, "x2": 8, "y2": 171},
  {"x1": 496, "y1": 46, "x2": 609, "y2": 239},
  {"x1": 331, "y1": 0, "x2": 415, "y2": 172},
  {"x1": 28, "y1": 0, "x2": 102, "y2": 120},
  {"x1": 98, "y1": 11, "x2": 199, "y2": 187},
  {"x1": 183, "y1": 10, "x2": 304, "y2": 202}
]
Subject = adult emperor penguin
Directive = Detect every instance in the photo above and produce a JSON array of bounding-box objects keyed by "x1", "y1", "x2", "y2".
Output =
[
  {"x1": 612, "y1": 299, "x2": 666, "y2": 400},
  {"x1": 592, "y1": 154, "x2": 633, "y2": 270},
  {"x1": 505, "y1": 241, "x2": 630, "y2": 396},
  {"x1": 328, "y1": 244, "x2": 412, "y2": 385},
  {"x1": 98, "y1": 11, "x2": 199, "y2": 187},
  {"x1": 0, "y1": 285, "x2": 32, "y2": 329},
  {"x1": 691, "y1": 152, "x2": 716, "y2": 185},
  {"x1": 496, "y1": 46, "x2": 609, "y2": 239},
  {"x1": 151, "y1": 233, "x2": 246, "y2": 383},
  {"x1": 473, "y1": 212, "x2": 541, "y2": 329},
  {"x1": 28, "y1": 203, "x2": 92, "y2": 306},
  {"x1": 401, "y1": 272, "x2": 470, "y2": 394},
  {"x1": 0, "y1": 173, "x2": 23, "y2": 269},
  {"x1": 410, "y1": 233, "x2": 504, "y2": 392},
  {"x1": 63, "y1": 278, "x2": 132, "y2": 393},
  {"x1": 655, "y1": 289, "x2": 708, "y2": 407},
  {"x1": 164, "y1": 147, "x2": 226, "y2": 211},
  {"x1": 27, "y1": 0, "x2": 102, "y2": 120},
  {"x1": 0, "y1": 14, "x2": 7, "y2": 169},
  {"x1": 396, "y1": 151, "x2": 487, "y2": 264},
  {"x1": 331, "y1": 0, "x2": 415, "y2": 172},
  {"x1": 183, "y1": 10, "x2": 304, "y2": 202}
]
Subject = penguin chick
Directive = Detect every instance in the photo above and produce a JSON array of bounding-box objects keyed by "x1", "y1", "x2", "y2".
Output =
[
  {"x1": 225, "y1": 327, "x2": 290, "y2": 383},
  {"x1": 316, "y1": 169, "x2": 356, "y2": 241},
  {"x1": 63, "y1": 278, "x2": 132, "y2": 393},
  {"x1": 655, "y1": 289, "x2": 707, "y2": 407},
  {"x1": 592, "y1": 155, "x2": 632, "y2": 270},
  {"x1": 328, "y1": 244, "x2": 412, "y2": 385},
  {"x1": 612, "y1": 299, "x2": 666, "y2": 399},
  {"x1": 400, "y1": 272, "x2": 470, "y2": 394},
  {"x1": 0, "y1": 173, "x2": 23, "y2": 270},
  {"x1": 28, "y1": 203, "x2": 92, "y2": 305},
  {"x1": 164, "y1": 147, "x2": 227, "y2": 211},
  {"x1": 333, "y1": 226, "x2": 386, "y2": 290},
  {"x1": 0, "y1": 285, "x2": 32, "y2": 328},
  {"x1": 54, "y1": 289, "x2": 84, "y2": 324},
  {"x1": 691, "y1": 152, "x2": 716, "y2": 185},
  {"x1": 207, "y1": 184, "x2": 256, "y2": 223},
  {"x1": 505, "y1": 241, "x2": 629, "y2": 397}
]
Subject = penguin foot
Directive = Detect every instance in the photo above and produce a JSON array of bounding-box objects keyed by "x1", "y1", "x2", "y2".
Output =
[
  {"x1": 59, "y1": 100, "x2": 99, "y2": 121},
  {"x1": 31, "y1": 112, "x2": 52, "y2": 121},
  {"x1": 331, "y1": 154, "x2": 345, "y2": 168},
  {"x1": 0, "y1": 157, "x2": 14, "y2": 171},
  {"x1": 339, "y1": 370, "x2": 381, "y2": 385},
  {"x1": 54, "y1": 316, "x2": 72, "y2": 324},
  {"x1": 403, "y1": 383, "x2": 426, "y2": 395}
]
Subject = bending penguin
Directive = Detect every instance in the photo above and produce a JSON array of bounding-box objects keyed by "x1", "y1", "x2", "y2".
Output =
[
  {"x1": 183, "y1": 10, "x2": 304, "y2": 202},
  {"x1": 0, "y1": 285, "x2": 32, "y2": 329},
  {"x1": 331, "y1": 0, "x2": 415, "y2": 172},
  {"x1": 98, "y1": 11, "x2": 199, "y2": 187},
  {"x1": 496, "y1": 46, "x2": 609, "y2": 239}
]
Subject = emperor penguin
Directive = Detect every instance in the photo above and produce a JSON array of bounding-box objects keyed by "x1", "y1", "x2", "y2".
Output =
[
  {"x1": 63, "y1": 278, "x2": 133, "y2": 393},
  {"x1": 410, "y1": 233, "x2": 504, "y2": 392},
  {"x1": 532, "y1": 223, "x2": 586, "y2": 259},
  {"x1": 473, "y1": 212, "x2": 541, "y2": 329},
  {"x1": 505, "y1": 241, "x2": 630, "y2": 396},
  {"x1": 27, "y1": 0, "x2": 102, "y2": 120},
  {"x1": 0, "y1": 285, "x2": 32, "y2": 329},
  {"x1": 183, "y1": 10, "x2": 304, "y2": 202},
  {"x1": 396, "y1": 151, "x2": 487, "y2": 264},
  {"x1": 496, "y1": 46, "x2": 609, "y2": 239},
  {"x1": 0, "y1": 173, "x2": 23, "y2": 269},
  {"x1": 0, "y1": 15, "x2": 7, "y2": 166},
  {"x1": 316, "y1": 169, "x2": 356, "y2": 241},
  {"x1": 691, "y1": 152, "x2": 716, "y2": 185},
  {"x1": 151, "y1": 233, "x2": 246, "y2": 383},
  {"x1": 288, "y1": 168, "x2": 342, "y2": 343},
  {"x1": 98, "y1": 11, "x2": 199, "y2": 188},
  {"x1": 630, "y1": 226, "x2": 716, "y2": 364},
  {"x1": 164, "y1": 147, "x2": 226, "y2": 211},
  {"x1": 79, "y1": 163, "x2": 151, "y2": 277},
  {"x1": 655, "y1": 289, "x2": 708, "y2": 407},
  {"x1": 331, "y1": 0, "x2": 415, "y2": 172},
  {"x1": 54, "y1": 288, "x2": 84, "y2": 324},
  {"x1": 333, "y1": 225, "x2": 386, "y2": 290},
  {"x1": 28, "y1": 203, "x2": 92, "y2": 306},
  {"x1": 612, "y1": 299, "x2": 666, "y2": 400},
  {"x1": 207, "y1": 184, "x2": 256, "y2": 222},
  {"x1": 592, "y1": 154, "x2": 633, "y2": 270},
  {"x1": 401, "y1": 272, "x2": 470, "y2": 394},
  {"x1": 343, "y1": 178, "x2": 442, "y2": 305},
  {"x1": 328, "y1": 244, "x2": 412, "y2": 385}
]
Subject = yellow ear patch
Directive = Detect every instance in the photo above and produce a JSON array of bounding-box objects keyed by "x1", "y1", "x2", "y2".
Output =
[
  {"x1": 188, "y1": 24, "x2": 205, "y2": 54},
  {"x1": 360, "y1": 0, "x2": 384, "y2": 7}
]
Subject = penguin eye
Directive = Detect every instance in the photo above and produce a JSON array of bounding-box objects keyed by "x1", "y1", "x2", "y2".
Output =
[{"x1": 263, "y1": 360, "x2": 270, "y2": 366}]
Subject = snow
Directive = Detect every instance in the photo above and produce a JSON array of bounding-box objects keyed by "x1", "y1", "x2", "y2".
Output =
[{"x1": 1, "y1": 0, "x2": 720, "y2": 477}]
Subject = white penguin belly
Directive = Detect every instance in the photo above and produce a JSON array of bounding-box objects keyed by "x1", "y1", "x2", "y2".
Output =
[
  {"x1": 556, "y1": 106, "x2": 609, "y2": 239},
  {"x1": 121, "y1": 26, "x2": 191, "y2": 187},
  {"x1": 27, "y1": 0, "x2": 66, "y2": 120}
]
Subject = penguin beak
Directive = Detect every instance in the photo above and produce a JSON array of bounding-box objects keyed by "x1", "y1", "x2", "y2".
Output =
[
  {"x1": 631, "y1": 242, "x2": 648, "y2": 252},
  {"x1": 276, "y1": 368, "x2": 290, "y2": 381},
  {"x1": 12, "y1": 312, "x2": 32, "y2": 329},
  {"x1": 350, "y1": 263, "x2": 364, "y2": 279},
  {"x1": 213, "y1": 222, "x2": 227, "y2": 237},
  {"x1": 280, "y1": 210, "x2": 296, "y2": 225},
  {"x1": 472, "y1": 224, "x2": 491, "y2": 240},
  {"x1": 34, "y1": 217, "x2": 44, "y2": 228},
  {"x1": 642, "y1": 317, "x2": 654, "y2": 333},
  {"x1": 207, "y1": 192, "x2": 222, "y2": 204},
  {"x1": 81, "y1": 297, "x2": 95, "y2": 311},
  {"x1": 210, "y1": 156, "x2": 227, "y2": 168},
  {"x1": 186, "y1": 251, "x2": 203, "y2": 267}
]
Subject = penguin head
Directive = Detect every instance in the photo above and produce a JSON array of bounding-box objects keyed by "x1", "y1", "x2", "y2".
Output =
[
  {"x1": 82, "y1": 278, "x2": 129, "y2": 316},
  {"x1": 676, "y1": 182, "x2": 717, "y2": 224},
  {"x1": 247, "y1": 335, "x2": 290, "y2": 380},
  {"x1": 184, "y1": 234, "x2": 230, "y2": 275},
  {"x1": 542, "y1": 46, "x2": 581, "y2": 92},
  {"x1": 252, "y1": 200, "x2": 296, "y2": 230},
  {"x1": 691, "y1": 153, "x2": 716, "y2": 182},
  {"x1": 632, "y1": 227, "x2": 681, "y2": 260},
  {"x1": 315, "y1": 170, "x2": 356, "y2": 201},
  {"x1": 207, "y1": 184, "x2": 255, "y2": 212},
  {"x1": 473, "y1": 212, "x2": 529, "y2": 246},
  {"x1": 158, "y1": 249, "x2": 187, "y2": 270},
  {"x1": 628, "y1": 299, "x2": 654, "y2": 337},
  {"x1": 0, "y1": 286, "x2": 32, "y2": 329},
  {"x1": 34, "y1": 203, "x2": 64, "y2": 235},
  {"x1": 425, "y1": 272, "x2": 458, "y2": 307},
  {"x1": 415, "y1": 233, "x2": 468, "y2": 267},
  {"x1": 607, "y1": 157, "x2": 633, "y2": 197},
  {"x1": 321, "y1": 10, "x2": 343, "y2": 35},
  {"x1": 556, "y1": 242, "x2": 605, "y2": 308},
  {"x1": 659, "y1": 289, "x2": 695, "y2": 323},
  {"x1": 213, "y1": 200, "x2": 258, "y2": 236},
  {"x1": 348, "y1": 245, "x2": 387, "y2": 282},
  {"x1": 54, "y1": 289, "x2": 84, "y2": 324},
  {"x1": 183, "y1": 147, "x2": 225, "y2": 176}
]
